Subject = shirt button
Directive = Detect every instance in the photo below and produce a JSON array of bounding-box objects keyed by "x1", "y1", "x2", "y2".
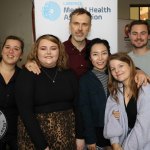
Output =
[{"x1": 81, "y1": 64, "x2": 83, "y2": 67}]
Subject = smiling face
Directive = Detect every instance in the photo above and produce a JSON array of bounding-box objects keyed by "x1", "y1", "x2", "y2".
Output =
[
  {"x1": 109, "y1": 59, "x2": 131, "y2": 85},
  {"x1": 69, "y1": 13, "x2": 91, "y2": 44},
  {"x1": 90, "y1": 43, "x2": 109, "y2": 71},
  {"x1": 37, "y1": 39, "x2": 59, "y2": 68},
  {"x1": 129, "y1": 24, "x2": 149, "y2": 49},
  {"x1": 1, "y1": 39, "x2": 22, "y2": 65}
]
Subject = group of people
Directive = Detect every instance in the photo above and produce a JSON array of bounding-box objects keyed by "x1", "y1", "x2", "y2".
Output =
[{"x1": 0, "y1": 7, "x2": 150, "y2": 150}]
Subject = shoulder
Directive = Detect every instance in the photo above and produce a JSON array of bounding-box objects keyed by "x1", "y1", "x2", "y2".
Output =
[
  {"x1": 80, "y1": 71, "x2": 95, "y2": 82},
  {"x1": 15, "y1": 66, "x2": 21, "y2": 71},
  {"x1": 139, "y1": 83, "x2": 150, "y2": 93},
  {"x1": 19, "y1": 67, "x2": 34, "y2": 75},
  {"x1": 86, "y1": 39, "x2": 91, "y2": 43},
  {"x1": 146, "y1": 50, "x2": 150, "y2": 56},
  {"x1": 15, "y1": 66, "x2": 22, "y2": 75},
  {"x1": 63, "y1": 40, "x2": 68, "y2": 45},
  {"x1": 17, "y1": 68, "x2": 37, "y2": 81},
  {"x1": 63, "y1": 37, "x2": 71, "y2": 46},
  {"x1": 79, "y1": 71, "x2": 98, "y2": 88},
  {"x1": 137, "y1": 84, "x2": 150, "y2": 106},
  {"x1": 128, "y1": 51, "x2": 133, "y2": 56},
  {"x1": 15, "y1": 68, "x2": 37, "y2": 88}
]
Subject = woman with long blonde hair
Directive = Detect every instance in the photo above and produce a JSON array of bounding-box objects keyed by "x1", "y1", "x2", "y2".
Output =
[{"x1": 104, "y1": 52, "x2": 150, "y2": 150}]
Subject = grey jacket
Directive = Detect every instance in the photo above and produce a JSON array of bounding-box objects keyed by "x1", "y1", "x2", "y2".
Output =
[{"x1": 104, "y1": 83, "x2": 150, "y2": 150}]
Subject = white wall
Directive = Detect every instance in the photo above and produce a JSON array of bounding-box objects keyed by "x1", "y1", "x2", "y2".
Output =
[
  {"x1": 34, "y1": 0, "x2": 117, "y2": 53},
  {"x1": 0, "y1": 0, "x2": 150, "y2": 65},
  {"x1": 0, "y1": 0, "x2": 33, "y2": 66},
  {"x1": 118, "y1": 0, "x2": 150, "y2": 19}
]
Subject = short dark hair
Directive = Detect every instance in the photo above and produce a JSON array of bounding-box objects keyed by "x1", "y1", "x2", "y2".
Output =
[
  {"x1": 2, "y1": 35, "x2": 24, "y2": 52},
  {"x1": 69, "y1": 8, "x2": 92, "y2": 22},
  {"x1": 128, "y1": 20, "x2": 150, "y2": 34}
]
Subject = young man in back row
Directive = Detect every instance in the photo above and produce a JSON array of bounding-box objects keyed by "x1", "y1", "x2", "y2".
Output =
[{"x1": 128, "y1": 20, "x2": 150, "y2": 76}]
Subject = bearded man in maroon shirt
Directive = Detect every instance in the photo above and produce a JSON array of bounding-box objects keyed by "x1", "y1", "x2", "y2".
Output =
[
  {"x1": 63, "y1": 8, "x2": 92, "y2": 79},
  {"x1": 26, "y1": 8, "x2": 92, "y2": 80}
]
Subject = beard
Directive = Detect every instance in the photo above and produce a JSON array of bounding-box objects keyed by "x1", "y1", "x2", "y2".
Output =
[
  {"x1": 132, "y1": 39, "x2": 148, "y2": 49},
  {"x1": 73, "y1": 35, "x2": 86, "y2": 42}
]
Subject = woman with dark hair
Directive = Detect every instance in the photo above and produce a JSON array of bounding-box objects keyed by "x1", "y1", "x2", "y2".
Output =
[
  {"x1": 15, "y1": 34, "x2": 78, "y2": 150},
  {"x1": 0, "y1": 35, "x2": 24, "y2": 150},
  {"x1": 76, "y1": 38, "x2": 112, "y2": 150}
]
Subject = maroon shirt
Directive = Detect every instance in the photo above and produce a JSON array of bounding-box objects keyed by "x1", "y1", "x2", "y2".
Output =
[{"x1": 63, "y1": 36, "x2": 90, "y2": 79}]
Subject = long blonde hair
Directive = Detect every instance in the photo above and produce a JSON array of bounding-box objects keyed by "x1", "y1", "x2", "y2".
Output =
[{"x1": 108, "y1": 52, "x2": 138, "y2": 102}]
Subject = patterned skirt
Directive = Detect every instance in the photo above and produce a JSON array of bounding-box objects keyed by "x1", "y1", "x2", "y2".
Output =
[{"x1": 17, "y1": 109, "x2": 75, "y2": 150}]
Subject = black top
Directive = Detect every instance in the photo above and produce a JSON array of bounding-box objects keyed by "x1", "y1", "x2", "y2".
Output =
[
  {"x1": 125, "y1": 96, "x2": 137, "y2": 129},
  {"x1": 76, "y1": 70, "x2": 109, "y2": 144},
  {"x1": 0, "y1": 66, "x2": 21, "y2": 141},
  {"x1": 15, "y1": 67, "x2": 78, "y2": 150}
]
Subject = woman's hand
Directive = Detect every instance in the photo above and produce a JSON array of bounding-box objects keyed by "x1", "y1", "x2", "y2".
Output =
[
  {"x1": 25, "y1": 60, "x2": 41, "y2": 74},
  {"x1": 112, "y1": 143, "x2": 123, "y2": 150},
  {"x1": 76, "y1": 139, "x2": 85, "y2": 150},
  {"x1": 87, "y1": 143, "x2": 96, "y2": 150},
  {"x1": 112, "y1": 110, "x2": 120, "y2": 120}
]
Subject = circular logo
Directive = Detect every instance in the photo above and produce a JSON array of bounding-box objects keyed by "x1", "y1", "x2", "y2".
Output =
[
  {"x1": 0, "y1": 110, "x2": 7, "y2": 139},
  {"x1": 42, "y1": 1, "x2": 61, "y2": 21}
]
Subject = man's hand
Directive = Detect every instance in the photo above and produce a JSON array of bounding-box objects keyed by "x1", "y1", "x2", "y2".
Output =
[
  {"x1": 76, "y1": 139, "x2": 85, "y2": 150},
  {"x1": 135, "y1": 70, "x2": 150, "y2": 88},
  {"x1": 112, "y1": 143, "x2": 123, "y2": 150},
  {"x1": 25, "y1": 60, "x2": 41, "y2": 75}
]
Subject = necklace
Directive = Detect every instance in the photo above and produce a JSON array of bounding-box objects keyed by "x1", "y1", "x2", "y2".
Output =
[
  {"x1": 42, "y1": 68, "x2": 58, "y2": 83},
  {"x1": 124, "y1": 86, "x2": 131, "y2": 98}
]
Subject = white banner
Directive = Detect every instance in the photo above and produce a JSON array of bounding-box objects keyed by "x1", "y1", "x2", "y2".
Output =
[{"x1": 34, "y1": 0, "x2": 118, "y2": 53}]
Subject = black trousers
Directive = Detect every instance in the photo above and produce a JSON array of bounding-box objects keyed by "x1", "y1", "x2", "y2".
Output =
[{"x1": 96, "y1": 127, "x2": 111, "y2": 147}]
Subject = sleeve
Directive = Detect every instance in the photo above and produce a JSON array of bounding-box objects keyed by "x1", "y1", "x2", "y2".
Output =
[
  {"x1": 76, "y1": 77, "x2": 96, "y2": 144},
  {"x1": 15, "y1": 69, "x2": 48, "y2": 150},
  {"x1": 66, "y1": 70, "x2": 84, "y2": 139},
  {"x1": 123, "y1": 85, "x2": 150, "y2": 150},
  {"x1": 74, "y1": 87, "x2": 85, "y2": 139},
  {"x1": 103, "y1": 96, "x2": 123, "y2": 145},
  {"x1": 74, "y1": 104, "x2": 85, "y2": 139}
]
